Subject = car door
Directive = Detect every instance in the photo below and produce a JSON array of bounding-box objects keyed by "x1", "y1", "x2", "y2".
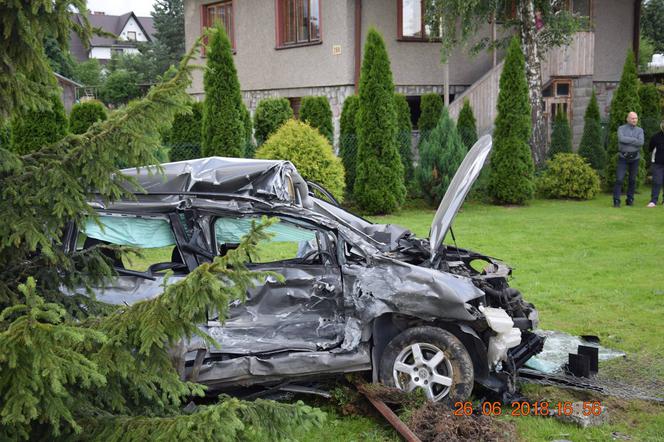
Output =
[{"x1": 205, "y1": 214, "x2": 346, "y2": 355}]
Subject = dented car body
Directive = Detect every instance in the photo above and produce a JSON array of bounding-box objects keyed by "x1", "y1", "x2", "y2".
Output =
[{"x1": 66, "y1": 135, "x2": 544, "y2": 401}]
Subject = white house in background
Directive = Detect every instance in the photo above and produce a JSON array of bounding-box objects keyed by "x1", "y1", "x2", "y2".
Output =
[
  {"x1": 649, "y1": 54, "x2": 664, "y2": 69},
  {"x1": 70, "y1": 11, "x2": 156, "y2": 63}
]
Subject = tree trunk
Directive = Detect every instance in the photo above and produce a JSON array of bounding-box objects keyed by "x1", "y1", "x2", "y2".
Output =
[{"x1": 518, "y1": 0, "x2": 547, "y2": 167}]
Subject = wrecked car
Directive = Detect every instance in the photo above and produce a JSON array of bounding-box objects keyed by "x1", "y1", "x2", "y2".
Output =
[{"x1": 64, "y1": 135, "x2": 543, "y2": 403}]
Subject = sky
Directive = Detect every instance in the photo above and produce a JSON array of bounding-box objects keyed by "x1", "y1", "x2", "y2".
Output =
[{"x1": 86, "y1": 0, "x2": 155, "y2": 17}]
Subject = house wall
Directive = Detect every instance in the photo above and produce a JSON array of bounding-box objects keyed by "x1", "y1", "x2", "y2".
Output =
[
  {"x1": 90, "y1": 47, "x2": 112, "y2": 60},
  {"x1": 120, "y1": 17, "x2": 150, "y2": 42},
  {"x1": 185, "y1": 0, "x2": 356, "y2": 96},
  {"x1": 361, "y1": 0, "x2": 495, "y2": 88},
  {"x1": 593, "y1": 0, "x2": 635, "y2": 82}
]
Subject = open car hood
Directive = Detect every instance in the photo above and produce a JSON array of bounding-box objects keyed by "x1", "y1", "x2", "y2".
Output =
[{"x1": 429, "y1": 135, "x2": 492, "y2": 262}]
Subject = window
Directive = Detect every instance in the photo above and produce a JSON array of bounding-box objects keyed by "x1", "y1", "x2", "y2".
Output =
[
  {"x1": 569, "y1": 0, "x2": 591, "y2": 17},
  {"x1": 214, "y1": 216, "x2": 328, "y2": 264},
  {"x1": 203, "y1": 2, "x2": 235, "y2": 48},
  {"x1": 276, "y1": 0, "x2": 321, "y2": 48},
  {"x1": 79, "y1": 215, "x2": 186, "y2": 273},
  {"x1": 126, "y1": 31, "x2": 137, "y2": 41},
  {"x1": 398, "y1": 0, "x2": 440, "y2": 40}
]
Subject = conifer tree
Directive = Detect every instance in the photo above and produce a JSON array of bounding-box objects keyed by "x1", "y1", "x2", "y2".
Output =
[
  {"x1": 548, "y1": 107, "x2": 573, "y2": 158},
  {"x1": 253, "y1": 98, "x2": 293, "y2": 147},
  {"x1": 395, "y1": 94, "x2": 414, "y2": 183},
  {"x1": 69, "y1": 100, "x2": 107, "y2": 135},
  {"x1": 354, "y1": 28, "x2": 405, "y2": 214},
  {"x1": 201, "y1": 24, "x2": 245, "y2": 157},
  {"x1": 457, "y1": 99, "x2": 477, "y2": 150},
  {"x1": 0, "y1": 119, "x2": 9, "y2": 149},
  {"x1": 639, "y1": 83, "x2": 662, "y2": 144},
  {"x1": 0, "y1": 32, "x2": 323, "y2": 439},
  {"x1": 299, "y1": 96, "x2": 334, "y2": 145},
  {"x1": 339, "y1": 95, "x2": 360, "y2": 193},
  {"x1": 10, "y1": 93, "x2": 68, "y2": 154},
  {"x1": 418, "y1": 93, "x2": 443, "y2": 140},
  {"x1": 168, "y1": 101, "x2": 203, "y2": 161},
  {"x1": 604, "y1": 51, "x2": 642, "y2": 189},
  {"x1": 415, "y1": 108, "x2": 466, "y2": 206},
  {"x1": 240, "y1": 102, "x2": 255, "y2": 157},
  {"x1": 488, "y1": 37, "x2": 534, "y2": 205},
  {"x1": 578, "y1": 91, "x2": 607, "y2": 172}
]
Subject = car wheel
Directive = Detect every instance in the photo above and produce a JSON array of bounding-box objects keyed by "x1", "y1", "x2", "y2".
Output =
[{"x1": 379, "y1": 326, "x2": 474, "y2": 404}]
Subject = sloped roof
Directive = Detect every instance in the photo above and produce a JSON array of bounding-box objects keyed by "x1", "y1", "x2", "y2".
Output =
[{"x1": 70, "y1": 12, "x2": 155, "y2": 60}]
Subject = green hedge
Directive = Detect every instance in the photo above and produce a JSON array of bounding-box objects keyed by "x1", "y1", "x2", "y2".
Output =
[
  {"x1": 69, "y1": 100, "x2": 107, "y2": 135},
  {"x1": 253, "y1": 98, "x2": 293, "y2": 147},
  {"x1": 256, "y1": 120, "x2": 345, "y2": 201},
  {"x1": 11, "y1": 94, "x2": 68, "y2": 154},
  {"x1": 168, "y1": 101, "x2": 203, "y2": 162},
  {"x1": 339, "y1": 95, "x2": 359, "y2": 193},
  {"x1": 538, "y1": 153, "x2": 600, "y2": 200},
  {"x1": 299, "y1": 96, "x2": 333, "y2": 145}
]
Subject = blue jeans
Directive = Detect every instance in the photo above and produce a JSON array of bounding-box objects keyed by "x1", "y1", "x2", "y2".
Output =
[
  {"x1": 651, "y1": 163, "x2": 664, "y2": 204},
  {"x1": 613, "y1": 156, "x2": 639, "y2": 203}
]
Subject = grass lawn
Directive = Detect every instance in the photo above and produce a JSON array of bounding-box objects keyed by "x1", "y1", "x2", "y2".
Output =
[{"x1": 300, "y1": 192, "x2": 664, "y2": 441}]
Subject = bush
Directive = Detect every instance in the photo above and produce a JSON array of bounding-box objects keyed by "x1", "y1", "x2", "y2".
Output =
[
  {"x1": 488, "y1": 37, "x2": 535, "y2": 205},
  {"x1": 339, "y1": 95, "x2": 359, "y2": 193},
  {"x1": 253, "y1": 98, "x2": 293, "y2": 147},
  {"x1": 538, "y1": 153, "x2": 600, "y2": 200},
  {"x1": 578, "y1": 91, "x2": 607, "y2": 173},
  {"x1": 11, "y1": 94, "x2": 68, "y2": 154},
  {"x1": 548, "y1": 107, "x2": 572, "y2": 158},
  {"x1": 256, "y1": 120, "x2": 345, "y2": 201},
  {"x1": 201, "y1": 23, "x2": 245, "y2": 157},
  {"x1": 457, "y1": 99, "x2": 477, "y2": 150},
  {"x1": 240, "y1": 102, "x2": 254, "y2": 158},
  {"x1": 415, "y1": 108, "x2": 466, "y2": 206},
  {"x1": 69, "y1": 100, "x2": 107, "y2": 134},
  {"x1": 168, "y1": 101, "x2": 203, "y2": 162},
  {"x1": 99, "y1": 69, "x2": 140, "y2": 106},
  {"x1": 395, "y1": 94, "x2": 414, "y2": 183},
  {"x1": 73, "y1": 59, "x2": 102, "y2": 86},
  {"x1": 639, "y1": 83, "x2": 662, "y2": 144},
  {"x1": 418, "y1": 93, "x2": 443, "y2": 137},
  {"x1": 299, "y1": 96, "x2": 333, "y2": 145},
  {"x1": 354, "y1": 28, "x2": 405, "y2": 214}
]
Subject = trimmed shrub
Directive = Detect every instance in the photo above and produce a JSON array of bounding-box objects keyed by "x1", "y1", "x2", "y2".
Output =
[
  {"x1": 354, "y1": 28, "x2": 405, "y2": 214},
  {"x1": 538, "y1": 153, "x2": 600, "y2": 200},
  {"x1": 415, "y1": 108, "x2": 466, "y2": 207},
  {"x1": 201, "y1": 23, "x2": 245, "y2": 157},
  {"x1": 69, "y1": 100, "x2": 107, "y2": 134},
  {"x1": 11, "y1": 94, "x2": 68, "y2": 154},
  {"x1": 488, "y1": 37, "x2": 535, "y2": 205},
  {"x1": 253, "y1": 98, "x2": 293, "y2": 147},
  {"x1": 99, "y1": 69, "x2": 140, "y2": 106},
  {"x1": 639, "y1": 83, "x2": 662, "y2": 145},
  {"x1": 418, "y1": 93, "x2": 443, "y2": 137},
  {"x1": 548, "y1": 107, "x2": 572, "y2": 158},
  {"x1": 240, "y1": 102, "x2": 255, "y2": 158},
  {"x1": 256, "y1": 120, "x2": 345, "y2": 201},
  {"x1": 457, "y1": 99, "x2": 477, "y2": 150},
  {"x1": 604, "y1": 51, "x2": 643, "y2": 189},
  {"x1": 299, "y1": 96, "x2": 333, "y2": 145},
  {"x1": 395, "y1": 94, "x2": 414, "y2": 183},
  {"x1": 339, "y1": 95, "x2": 359, "y2": 193},
  {"x1": 168, "y1": 101, "x2": 203, "y2": 162},
  {"x1": 578, "y1": 91, "x2": 606, "y2": 173}
]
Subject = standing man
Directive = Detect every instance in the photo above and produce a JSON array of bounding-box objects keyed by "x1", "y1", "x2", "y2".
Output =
[
  {"x1": 613, "y1": 111, "x2": 644, "y2": 207},
  {"x1": 647, "y1": 120, "x2": 664, "y2": 207}
]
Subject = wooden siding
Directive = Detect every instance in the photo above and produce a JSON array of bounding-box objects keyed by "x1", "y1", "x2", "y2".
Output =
[{"x1": 449, "y1": 31, "x2": 595, "y2": 135}]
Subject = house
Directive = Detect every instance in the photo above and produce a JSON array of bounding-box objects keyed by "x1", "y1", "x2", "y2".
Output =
[
  {"x1": 183, "y1": 0, "x2": 641, "y2": 147},
  {"x1": 54, "y1": 73, "x2": 82, "y2": 112},
  {"x1": 70, "y1": 11, "x2": 156, "y2": 64}
]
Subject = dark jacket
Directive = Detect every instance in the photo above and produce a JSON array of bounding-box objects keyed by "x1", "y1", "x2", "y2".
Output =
[{"x1": 649, "y1": 131, "x2": 664, "y2": 165}]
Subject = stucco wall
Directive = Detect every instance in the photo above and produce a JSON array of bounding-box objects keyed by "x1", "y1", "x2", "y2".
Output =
[
  {"x1": 120, "y1": 17, "x2": 150, "y2": 42},
  {"x1": 185, "y1": 0, "x2": 356, "y2": 95},
  {"x1": 593, "y1": 0, "x2": 635, "y2": 82},
  {"x1": 90, "y1": 47, "x2": 112, "y2": 60},
  {"x1": 361, "y1": 0, "x2": 496, "y2": 87}
]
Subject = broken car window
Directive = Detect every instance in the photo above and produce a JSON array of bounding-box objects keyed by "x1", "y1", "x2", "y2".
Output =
[{"x1": 213, "y1": 217, "x2": 324, "y2": 264}]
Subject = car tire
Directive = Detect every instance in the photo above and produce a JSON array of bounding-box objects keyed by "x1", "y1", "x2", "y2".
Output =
[{"x1": 379, "y1": 326, "x2": 474, "y2": 404}]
